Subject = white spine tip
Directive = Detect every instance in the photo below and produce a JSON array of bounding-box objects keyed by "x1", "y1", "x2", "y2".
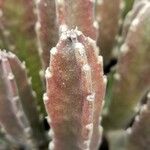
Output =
[
  {"x1": 24, "y1": 127, "x2": 31, "y2": 134},
  {"x1": 48, "y1": 129, "x2": 54, "y2": 137},
  {"x1": 35, "y1": 21, "x2": 41, "y2": 31},
  {"x1": 50, "y1": 47, "x2": 58, "y2": 55},
  {"x1": 103, "y1": 76, "x2": 107, "y2": 85},
  {"x1": 60, "y1": 33, "x2": 68, "y2": 40},
  {"x1": 114, "y1": 73, "x2": 121, "y2": 81},
  {"x1": 132, "y1": 18, "x2": 139, "y2": 27},
  {"x1": 120, "y1": 44, "x2": 129, "y2": 54},
  {"x1": 57, "y1": 0, "x2": 64, "y2": 5},
  {"x1": 32, "y1": 91, "x2": 37, "y2": 98},
  {"x1": 99, "y1": 126, "x2": 103, "y2": 133},
  {"x1": 102, "y1": 100, "x2": 105, "y2": 108},
  {"x1": 83, "y1": 140, "x2": 90, "y2": 148},
  {"x1": 87, "y1": 37, "x2": 95, "y2": 45},
  {"x1": 8, "y1": 52, "x2": 15, "y2": 58},
  {"x1": 99, "y1": 116, "x2": 102, "y2": 123},
  {"x1": 140, "y1": 104, "x2": 148, "y2": 113},
  {"x1": 86, "y1": 123, "x2": 93, "y2": 130},
  {"x1": 83, "y1": 64, "x2": 91, "y2": 71},
  {"x1": 135, "y1": 115, "x2": 140, "y2": 122},
  {"x1": 0, "y1": 10, "x2": 3, "y2": 18},
  {"x1": 74, "y1": 42, "x2": 84, "y2": 50},
  {"x1": 97, "y1": 0, "x2": 103, "y2": 5},
  {"x1": 74, "y1": 43, "x2": 85, "y2": 56},
  {"x1": 147, "y1": 92, "x2": 150, "y2": 99},
  {"x1": 36, "y1": 0, "x2": 41, "y2": 4},
  {"x1": 93, "y1": 21, "x2": 99, "y2": 29},
  {"x1": 98, "y1": 56, "x2": 103, "y2": 65},
  {"x1": 87, "y1": 93, "x2": 95, "y2": 102},
  {"x1": 8, "y1": 73, "x2": 14, "y2": 80},
  {"x1": 134, "y1": 105, "x2": 139, "y2": 112},
  {"x1": 39, "y1": 69, "x2": 44, "y2": 77},
  {"x1": 21, "y1": 61, "x2": 26, "y2": 70},
  {"x1": 126, "y1": 128, "x2": 132, "y2": 134},
  {"x1": 48, "y1": 141, "x2": 55, "y2": 150},
  {"x1": 13, "y1": 96, "x2": 19, "y2": 102},
  {"x1": 43, "y1": 93, "x2": 49, "y2": 103},
  {"x1": 130, "y1": 18, "x2": 139, "y2": 32},
  {"x1": 59, "y1": 24, "x2": 68, "y2": 33},
  {"x1": 28, "y1": 77, "x2": 32, "y2": 85},
  {"x1": 120, "y1": 1, "x2": 125, "y2": 10},
  {"x1": 45, "y1": 68, "x2": 52, "y2": 79},
  {"x1": 17, "y1": 111, "x2": 23, "y2": 118},
  {"x1": 46, "y1": 116, "x2": 51, "y2": 124},
  {"x1": 76, "y1": 29, "x2": 82, "y2": 36}
]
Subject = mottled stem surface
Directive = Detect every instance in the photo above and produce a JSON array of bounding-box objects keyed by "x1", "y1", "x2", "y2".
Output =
[
  {"x1": 96, "y1": 0, "x2": 122, "y2": 65},
  {"x1": 44, "y1": 29, "x2": 106, "y2": 150},
  {"x1": 35, "y1": 0, "x2": 58, "y2": 69},
  {"x1": 56, "y1": 0, "x2": 97, "y2": 40},
  {"x1": 103, "y1": 4, "x2": 150, "y2": 129},
  {"x1": 127, "y1": 91, "x2": 150, "y2": 150}
]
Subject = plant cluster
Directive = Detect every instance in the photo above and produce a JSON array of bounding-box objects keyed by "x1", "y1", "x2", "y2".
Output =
[{"x1": 0, "y1": 0, "x2": 150, "y2": 150}]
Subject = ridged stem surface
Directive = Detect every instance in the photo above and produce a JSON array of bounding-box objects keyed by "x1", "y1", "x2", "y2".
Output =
[
  {"x1": 35, "y1": 0, "x2": 58, "y2": 70},
  {"x1": 56, "y1": 0, "x2": 97, "y2": 40},
  {"x1": 96, "y1": 0, "x2": 122, "y2": 65},
  {"x1": 103, "y1": 4, "x2": 150, "y2": 129},
  {"x1": 44, "y1": 29, "x2": 106, "y2": 150},
  {"x1": 127, "y1": 91, "x2": 150, "y2": 150}
]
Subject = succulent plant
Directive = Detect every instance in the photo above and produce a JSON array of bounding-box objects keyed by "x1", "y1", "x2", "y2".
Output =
[
  {"x1": 0, "y1": 51, "x2": 48, "y2": 149},
  {"x1": 44, "y1": 29, "x2": 106, "y2": 150},
  {"x1": 35, "y1": 0, "x2": 58, "y2": 70},
  {"x1": 0, "y1": 0, "x2": 150, "y2": 150}
]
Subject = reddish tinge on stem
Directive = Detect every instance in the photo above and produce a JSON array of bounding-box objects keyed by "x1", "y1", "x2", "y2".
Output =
[{"x1": 44, "y1": 29, "x2": 106, "y2": 150}]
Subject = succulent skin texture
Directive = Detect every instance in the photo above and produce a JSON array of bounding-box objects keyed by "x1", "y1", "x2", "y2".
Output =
[
  {"x1": 56, "y1": 0, "x2": 97, "y2": 40},
  {"x1": 0, "y1": 0, "x2": 44, "y2": 113},
  {"x1": 7, "y1": 52, "x2": 48, "y2": 149},
  {"x1": 0, "y1": 54, "x2": 25, "y2": 146},
  {"x1": 122, "y1": 0, "x2": 148, "y2": 40},
  {"x1": 127, "y1": 91, "x2": 150, "y2": 150},
  {"x1": 44, "y1": 29, "x2": 106, "y2": 150},
  {"x1": 0, "y1": 1, "x2": 150, "y2": 150},
  {"x1": 35, "y1": 0, "x2": 58, "y2": 70},
  {"x1": 0, "y1": 51, "x2": 48, "y2": 149},
  {"x1": 96, "y1": 0, "x2": 122, "y2": 65},
  {"x1": 0, "y1": 51, "x2": 32, "y2": 148},
  {"x1": 103, "y1": 3, "x2": 150, "y2": 130}
]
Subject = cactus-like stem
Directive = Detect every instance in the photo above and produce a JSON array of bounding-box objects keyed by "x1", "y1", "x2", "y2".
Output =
[
  {"x1": 7, "y1": 52, "x2": 48, "y2": 149},
  {"x1": 44, "y1": 29, "x2": 106, "y2": 150},
  {"x1": 103, "y1": 4, "x2": 150, "y2": 129},
  {"x1": 96, "y1": 0, "x2": 122, "y2": 65},
  {"x1": 0, "y1": 51, "x2": 35, "y2": 148},
  {"x1": 1, "y1": 0, "x2": 36, "y2": 51},
  {"x1": 56, "y1": 0, "x2": 97, "y2": 40},
  {"x1": 0, "y1": 0, "x2": 12, "y2": 49},
  {"x1": 55, "y1": 0, "x2": 66, "y2": 29},
  {"x1": 127, "y1": 91, "x2": 150, "y2": 150},
  {"x1": 0, "y1": 51, "x2": 49, "y2": 149},
  {"x1": 35, "y1": 0, "x2": 59, "y2": 70},
  {"x1": 122, "y1": 0, "x2": 148, "y2": 40},
  {"x1": 0, "y1": 0, "x2": 44, "y2": 111}
]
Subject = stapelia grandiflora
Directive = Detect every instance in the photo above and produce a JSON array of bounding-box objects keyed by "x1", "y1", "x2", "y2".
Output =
[{"x1": 43, "y1": 29, "x2": 106, "y2": 150}]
